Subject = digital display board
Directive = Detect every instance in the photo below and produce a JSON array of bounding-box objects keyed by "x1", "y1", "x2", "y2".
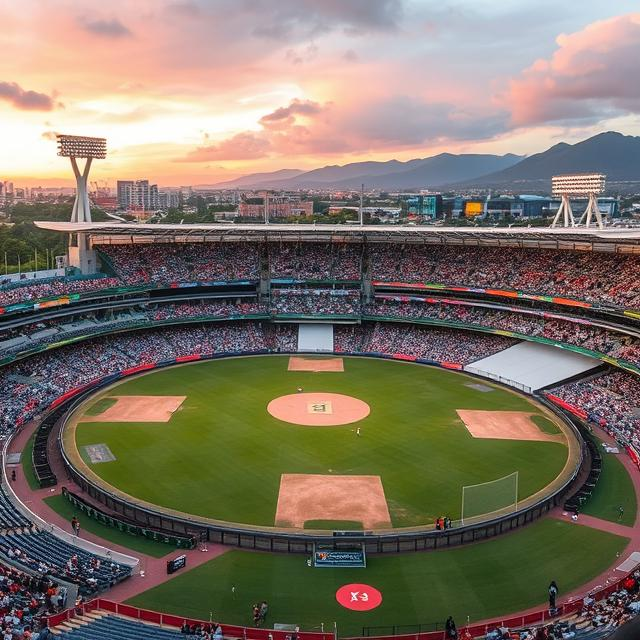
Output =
[{"x1": 464, "y1": 201, "x2": 484, "y2": 217}]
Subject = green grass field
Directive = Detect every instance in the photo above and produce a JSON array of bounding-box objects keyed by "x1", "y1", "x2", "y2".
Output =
[
  {"x1": 72, "y1": 356, "x2": 570, "y2": 529},
  {"x1": 21, "y1": 432, "x2": 39, "y2": 491},
  {"x1": 582, "y1": 442, "x2": 637, "y2": 526},
  {"x1": 43, "y1": 495, "x2": 171, "y2": 558},
  {"x1": 127, "y1": 519, "x2": 627, "y2": 635}
]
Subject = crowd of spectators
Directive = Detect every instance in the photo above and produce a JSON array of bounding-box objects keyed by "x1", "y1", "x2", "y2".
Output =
[
  {"x1": 269, "y1": 243, "x2": 361, "y2": 280},
  {"x1": 97, "y1": 242, "x2": 260, "y2": 285},
  {"x1": 0, "y1": 300, "x2": 269, "y2": 356},
  {"x1": 547, "y1": 371, "x2": 640, "y2": 449},
  {"x1": 0, "y1": 277, "x2": 121, "y2": 308},
  {"x1": 272, "y1": 289, "x2": 360, "y2": 315},
  {"x1": 369, "y1": 245, "x2": 640, "y2": 309},
  {"x1": 0, "y1": 561, "x2": 62, "y2": 638},
  {"x1": 149, "y1": 300, "x2": 267, "y2": 322},
  {"x1": 365, "y1": 298, "x2": 640, "y2": 367},
  {"x1": 498, "y1": 571, "x2": 640, "y2": 639},
  {"x1": 3, "y1": 296, "x2": 639, "y2": 369},
  {"x1": 3, "y1": 242, "x2": 639, "y2": 312},
  {"x1": 335, "y1": 322, "x2": 517, "y2": 365},
  {"x1": 0, "y1": 323, "x2": 273, "y2": 437}
]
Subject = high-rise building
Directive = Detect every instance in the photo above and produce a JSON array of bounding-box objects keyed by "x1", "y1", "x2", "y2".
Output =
[
  {"x1": 117, "y1": 179, "x2": 159, "y2": 211},
  {"x1": 117, "y1": 180, "x2": 134, "y2": 209},
  {"x1": 158, "y1": 190, "x2": 181, "y2": 209}
]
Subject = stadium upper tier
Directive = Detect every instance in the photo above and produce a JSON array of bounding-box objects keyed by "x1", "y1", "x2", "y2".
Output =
[{"x1": 2, "y1": 239, "x2": 640, "y2": 312}]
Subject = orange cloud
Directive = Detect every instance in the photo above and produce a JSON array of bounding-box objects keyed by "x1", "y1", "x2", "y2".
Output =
[{"x1": 505, "y1": 13, "x2": 640, "y2": 126}]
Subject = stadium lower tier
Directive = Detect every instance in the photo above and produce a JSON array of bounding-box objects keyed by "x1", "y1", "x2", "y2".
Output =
[{"x1": 2, "y1": 296, "x2": 639, "y2": 374}]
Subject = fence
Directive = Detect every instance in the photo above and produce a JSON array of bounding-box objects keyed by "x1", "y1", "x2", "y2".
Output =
[{"x1": 45, "y1": 598, "x2": 335, "y2": 640}]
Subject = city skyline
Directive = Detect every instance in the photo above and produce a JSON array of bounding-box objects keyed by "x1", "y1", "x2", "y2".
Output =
[{"x1": 1, "y1": 1, "x2": 639, "y2": 187}]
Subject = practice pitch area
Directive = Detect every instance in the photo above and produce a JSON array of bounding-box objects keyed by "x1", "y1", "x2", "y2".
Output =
[{"x1": 65, "y1": 356, "x2": 577, "y2": 530}]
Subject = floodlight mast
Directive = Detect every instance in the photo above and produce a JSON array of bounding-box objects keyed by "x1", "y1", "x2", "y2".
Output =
[
  {"x1": 56, "y1": 135, "x2": 107, "y2": 273},
  {"x1": 550, "y1": 173, "x2": 606, "y2": 230}
]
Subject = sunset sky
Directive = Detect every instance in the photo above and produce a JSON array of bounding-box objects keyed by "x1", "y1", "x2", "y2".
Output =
[{"x1": 1, "y1": 1, "x2": 639, "y2": 187}]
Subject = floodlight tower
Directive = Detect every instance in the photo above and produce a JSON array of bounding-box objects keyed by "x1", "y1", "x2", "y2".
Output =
[
  {"x1": 551, "y1": 173, "x2": 606, "y2": 230},
  {"x1": 56, "y1": 134, "x2": 107, "y2": 273}
]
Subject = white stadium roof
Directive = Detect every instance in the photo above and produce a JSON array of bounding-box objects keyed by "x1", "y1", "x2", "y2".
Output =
[{"x1": 34, "y1": 221, "x2": 640, "y2": 249}]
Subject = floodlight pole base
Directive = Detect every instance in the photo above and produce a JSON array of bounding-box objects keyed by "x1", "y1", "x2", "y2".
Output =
[
  {"x1": 578, "y1": 193, "x2": 604, "y2": 229},
  {"x1": 68, "y1": 156, "x2": 97, "y2": 274},
  {"x1": 550, "y1": 195, "x2": 575, "y2": 228}
]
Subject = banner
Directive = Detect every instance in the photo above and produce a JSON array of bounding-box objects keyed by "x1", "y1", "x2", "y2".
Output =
[{"x1": 314, "y1": 547, "x2": 366, "y2": 568}]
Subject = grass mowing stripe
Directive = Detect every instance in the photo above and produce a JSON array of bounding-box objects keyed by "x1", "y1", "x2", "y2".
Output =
[
  {"x1": 127, "y1": 519, "x2": 627, "y2": 635},
  {"x1": 581, "y1": 444, "x2": 637, "y2": 526},
  {"x1": 44, "y1": 495, "x2": 170, "y2": 558},
  {"x1": 21, "y1": 432, "x2": 39, "y2": 491}
]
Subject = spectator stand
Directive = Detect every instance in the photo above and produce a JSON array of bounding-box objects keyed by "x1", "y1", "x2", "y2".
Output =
[{"x1": 0, "y1": 437, "x2": 140, "y2": 576}]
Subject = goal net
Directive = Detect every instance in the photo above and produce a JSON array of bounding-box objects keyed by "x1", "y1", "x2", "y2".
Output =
[{"x1": 461, "y1": 471, "x2": 519, "y2": 525}]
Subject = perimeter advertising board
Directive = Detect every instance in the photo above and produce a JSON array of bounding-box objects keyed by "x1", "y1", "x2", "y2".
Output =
[{"x1": 313, "y1": 545, "x2": 366, "y2": 568}]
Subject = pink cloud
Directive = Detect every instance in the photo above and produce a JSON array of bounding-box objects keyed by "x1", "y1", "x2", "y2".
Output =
[
  {"x1": 505, "y1": 13, "x2": 640, "y2": 126},
  {"x1": 177, "y1": 132, "x2": 272, "y2": 162}
]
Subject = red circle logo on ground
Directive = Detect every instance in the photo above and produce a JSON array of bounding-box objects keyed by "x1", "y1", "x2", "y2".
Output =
[{"x1": 336, "y1": 583, "x2": 382, "y2": 611}]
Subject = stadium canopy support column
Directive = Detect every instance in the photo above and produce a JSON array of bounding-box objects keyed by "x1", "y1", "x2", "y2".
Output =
[
  {"x1": 578, "y1": 193, "x2": 604, "y2": 229},
  {"x1": 551, "y1": 195, "x2": 575, "y2": 228}
]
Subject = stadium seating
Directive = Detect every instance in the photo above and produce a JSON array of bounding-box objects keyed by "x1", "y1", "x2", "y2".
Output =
[
  {"x1": 0, "y1": 485, "x2": 31, "y2": 530},
  {"x1": 0, "y1": 531, "x2": 131, "y2": 595},
  {"x1": 56, "y1": 615, "x2": 187, "y2": 640},
  {"x1": 3, "y1": 242, "x2": 639, "y2": 312}
]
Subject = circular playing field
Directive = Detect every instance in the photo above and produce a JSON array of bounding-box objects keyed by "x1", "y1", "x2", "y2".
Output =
[{"x1": 66, "y1": 355, "x2": 576, "y2": 530}]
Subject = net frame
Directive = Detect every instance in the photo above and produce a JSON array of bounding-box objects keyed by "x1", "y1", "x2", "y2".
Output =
[{"x1": 461, "y1": 471, "x2": 519, "y2": 525}]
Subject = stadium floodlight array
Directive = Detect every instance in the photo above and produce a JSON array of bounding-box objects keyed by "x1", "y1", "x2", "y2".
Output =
[
  {"x1": 55, "y1": 134, "x2": 107, "y2": 225},
  {"x1": 57, "y1": 134, "x2": 107, "y2": 159},
  {"x1": 551, "y1": 173, "x2": 607, "y2": 230},
  {"x1": 55, "y1": 134, "x2": 107, "y2": 274}
]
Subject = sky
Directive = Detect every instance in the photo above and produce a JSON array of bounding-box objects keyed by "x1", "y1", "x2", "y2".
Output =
[{"x1": 1, "y1": 0, "x2": 639, "y2": 187}]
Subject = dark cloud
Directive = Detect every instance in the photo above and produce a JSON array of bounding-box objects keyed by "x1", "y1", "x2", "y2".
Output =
[
  {"x1": 345, "y1": 96, "x2": 508, "y2": 145},
  {"x1": 0, "y1": 82, "x2": 55, "y2": 111},
  {"x1": 259, "y1": 99, "x2": 323, "y2": 125},
  {"x1": 79, "y1": 17, "x2": 132, "y2": 38},
  {"x1": 247, "y1": 0, "x2": 403, "y2": 40}
]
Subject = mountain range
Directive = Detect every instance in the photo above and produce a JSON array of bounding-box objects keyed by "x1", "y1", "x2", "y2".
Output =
[{"x1": 209, "y1": 132, "x2": 640, "y2": 192}]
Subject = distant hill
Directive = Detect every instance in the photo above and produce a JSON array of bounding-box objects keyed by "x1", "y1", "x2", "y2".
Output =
[
  {"x1": 459, "y1": 132, "x2": 640, "y2": 189},
  {"x1": 210, "y1": 169, "x2": 304, "y2": 189},
  {"x1": 207, "y1": 131, "x2": 640, "y2": 192},
  {"x1": 218, "y1": 154, "x2": 522, "y2": 190}
]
